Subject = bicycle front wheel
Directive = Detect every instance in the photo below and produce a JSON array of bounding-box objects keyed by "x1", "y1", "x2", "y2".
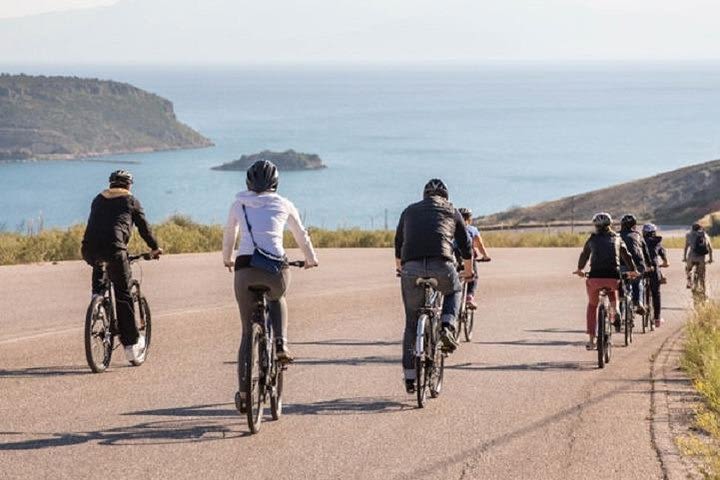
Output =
[
  {"x1": 85, "y1": 296, "x2": 113, "y2": 373},
  {"x1": 464, "y1": 308, "x2": 475, "y2": 342},
  {"x1": 129, "y1": 293, "x2": 151, "y2": 366},
  {"x1": 597, "y1": 306, "x2": 606, "y2": 369},
  {"x1": 246, "y1": 324, "x2": 265, "y2": 433},
  {"x1": 623, "y1": 299, "x2": 632, "y2": 346}
]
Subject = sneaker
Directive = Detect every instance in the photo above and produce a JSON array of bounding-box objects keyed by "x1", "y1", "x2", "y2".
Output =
[
  {"x1": 686, "y1": 280, "x2": 693, "y2": 289},
  {"x1": 655, "y1": 318, "x2": 664, "y2": 328},
  {"x1": 276, "y1": 342, "x2": 295, "y2": 364},
  {"x1": 634, "y1": 304, "x2": 646, "y2": 315},
  {"x1": 440, "y1": 326, "x2": 460, "y2": 353},
  {"x1": 586, "y1": 341, "x2": 596, "y2": 351},
  {"x1": 124, "y1": 335, "x2": 146, "y2": 363},
  {"x1": 235, "y1": 391, "x2": 247, "y2": 414},
  {"x1": 405, "y1": 379, "x2": 416, "y2": 394},
  {"x1": 466, "y1": 295, "x2": 478, "y2": 310},
  {"x1": 612, "y1": 318, "x2": 621, "y2": 333}
]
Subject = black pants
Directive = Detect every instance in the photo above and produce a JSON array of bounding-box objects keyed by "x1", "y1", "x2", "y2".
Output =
[
  {"x1": 648, "y1": 271, "x2": 662, "y2": 320},
  {"x1": 84, "y1": 249, "x2": 138, "y2": 346}
]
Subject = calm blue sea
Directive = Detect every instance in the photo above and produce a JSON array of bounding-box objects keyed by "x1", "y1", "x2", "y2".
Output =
[{"x1": 1, "y1": 64, "x2": 720, "y2": 230}]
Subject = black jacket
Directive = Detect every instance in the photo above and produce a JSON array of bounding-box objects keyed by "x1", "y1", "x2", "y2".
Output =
[
  {"x1": 620, "y1": 228, "x2": 651, "y2": 273},
  {"x1": 395, "y1": 196, "x2": 472, "y2": 264},
  {"x1": 644, "y1": 235, "x2": 667, "y2": 267},
  {"x1": 578, "y1": 230, "x2": 636, "y2": 279},
  {"x1": 82, "y1": 188, "x2": 158, "y2": 256}
]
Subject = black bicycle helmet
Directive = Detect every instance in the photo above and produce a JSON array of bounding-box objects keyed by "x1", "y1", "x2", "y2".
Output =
[
  {"x1": 458, "y1": 207, "x2": 472, "y2": 220},
  {"x1": 592, "y1": 212, "x2": 612, "y2": 229},
  {"x1": 692, "y1": 222, "x2": 703, "y2": 231},
  {"x1": 642, "y1": 223, "x2": 657, "y2": 236},
  {"x1": 620, "y1": 214, "x2": 637, "y2": 229},
  {"x1": 246, "y1": 160, "x2": 279, "y2": 193},
  {"x1": 109, "y1": 170, "x2": 133, "y2": 187},
  {"x1": 423, "y1": 178, "x2": 448, "y2": 199}
]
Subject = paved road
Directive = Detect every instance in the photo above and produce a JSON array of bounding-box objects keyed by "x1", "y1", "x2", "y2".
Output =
[{"x1": 0, "y1": 248, "x2": 711, "y2": 479}]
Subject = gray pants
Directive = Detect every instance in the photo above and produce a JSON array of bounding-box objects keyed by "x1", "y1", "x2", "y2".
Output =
[
  {"x1": 234, "y1": 267, "x2": 290, "y2": 392},
  {"x1": 400, "y1": 258, "x2": 461, "y2": 380}
]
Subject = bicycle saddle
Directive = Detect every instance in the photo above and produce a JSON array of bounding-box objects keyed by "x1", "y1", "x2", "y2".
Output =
[{"x1": 415, "y1": 277, "x2": 438, "y2": 288}]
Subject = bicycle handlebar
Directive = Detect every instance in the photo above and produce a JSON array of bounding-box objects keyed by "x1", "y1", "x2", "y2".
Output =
[
  {"x1": 287, "y1": 260, "x2": 306, "y2": 268},
  {"x1": 128, "y1": 252, "x2": 161, "y2": 263}
]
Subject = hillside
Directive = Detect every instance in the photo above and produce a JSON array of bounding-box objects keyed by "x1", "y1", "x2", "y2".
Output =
[
  {"x1": 212, "y1": 150, "x2": 326, "y2": 171},
  {"x1": 478, "y1": 159, "x2": 720, "y2": 226},
  {"x1": 0, "y1": 74, "x2": 212, "y2": 160}
]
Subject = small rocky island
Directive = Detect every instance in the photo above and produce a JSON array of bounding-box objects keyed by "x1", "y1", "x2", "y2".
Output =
[
  {"x1": 0, "y1": 74, "x2": 212, "y2": 160},
  {"x1": 212, "y1": 150, "x2": 326, "y2": 171}
]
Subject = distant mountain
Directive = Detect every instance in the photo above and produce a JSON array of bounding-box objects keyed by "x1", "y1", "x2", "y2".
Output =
[
  {"x1": 212, "y1": 150, "x2": 326, "y2": 171},
  {"x1": 478, "y1": 159, "x2": 720, "y2": 226},
  {"x1": 0, "y1": 74, "x2": 212, "y2": 160}
]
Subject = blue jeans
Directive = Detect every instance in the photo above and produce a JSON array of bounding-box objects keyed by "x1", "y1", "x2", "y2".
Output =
[{"x1": 400, "y1": 258, "x2": 461, "y2": 380}]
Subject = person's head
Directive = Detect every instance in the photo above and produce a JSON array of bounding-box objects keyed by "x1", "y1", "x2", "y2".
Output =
[
  {"x1": 423, "y1": 178, "x2": 448, "y2": 200},
  {"x1": 246, "y1": 160, "x2": 279, "y2": 193},
  {"x1": 692, "y1": 222, "x2": 703, "y2": 232},
  {"x1": 592, "y1": 212, "x2": 612, "y2": 233},
  {"x1": 620, "y1": 214, "x2": 637, "y2": 230},
  {"x1": 109, "y1": 170, "x2": 133, "y2": 189},
  {"x1": 642, "y1": 223, "x2": 657, "y2": 238},
  {"x1": 458, "y1": 207, "x2": 472, "y2": 224}
]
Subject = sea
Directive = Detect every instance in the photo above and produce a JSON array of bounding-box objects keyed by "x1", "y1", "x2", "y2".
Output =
[{"x1": 1, "y1": 63, "x2": 720, "y2": 230}]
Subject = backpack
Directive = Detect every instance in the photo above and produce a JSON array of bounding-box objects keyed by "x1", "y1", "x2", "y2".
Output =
[{"x1": 693, "y1": 233, "x2": 710, "y2": 256}]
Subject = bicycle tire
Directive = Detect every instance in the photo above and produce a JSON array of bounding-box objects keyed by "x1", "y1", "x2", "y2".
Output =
[
  {"x1": 270, "y1": 339, "x2": 284, "y2": 420},
  {"x1": 85, "y1": 296, "x2": 113, "y2": 373},
  {"x1": 597, "y1": 306, "x2": 606, "y2": 369},
  {"x1": 623, "y1": 299, "x2": 631, "y2": 347},
  {"x1": 605, "y1": 316, "x2": 612, "y2": 364},
  {"x1": 129, "y1": 294, "x2": 151, "y2": 366},
  {"x1": 454, "y1": 309, "x2": 464, "y2": 341},
  {"x1": 463, "y1": 308, "x2": 475, "y2": 342},
  {"x1": 415, "y1": 314, "x2": 429, "y2": 408},
  {"x1": 646, "y1": 283, "x2": 655, "y2": 332},
  {"x1": 246, "y1": 324, "x2": 264, "y2": 433}
]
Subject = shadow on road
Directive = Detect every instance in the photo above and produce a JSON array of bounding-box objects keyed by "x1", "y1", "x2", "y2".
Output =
[
  {"x1": 524, "y1": 328, "x2": 586, "y2": 334},
  {"x1": 294, "y1": 355, "x2": 399, "y2": 367},
  {"x1": 475, "y1": 339, "x2": 587, "y2": 348},
  {"x1": 0, "y1": 365, "x2": 89, "y2": 379},
  {"x1": 292, "y1": 339, "x2": 400, "y2": 347},
  {"x1": 448, "y1": 360, "x2": 595, "y2": 372},
  {"x1": 285, "y1": 396, "x2": 407, "y2": 416}
]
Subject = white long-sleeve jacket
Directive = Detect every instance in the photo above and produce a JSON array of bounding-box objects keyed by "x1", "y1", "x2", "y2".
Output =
[{"x1": 222, "y1": 190, "x2": 318, "y2": 266}]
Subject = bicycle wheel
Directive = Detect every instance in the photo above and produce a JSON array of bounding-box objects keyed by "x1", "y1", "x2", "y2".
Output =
[
  {"x1": 129, "y1": 292, "x2": 151, "y2": 366},
  {"x1": 623, "y1": 299, "x2": 631, "y2": 346},
  {"x1": 429, "y1": 322, "x2": 444, "y2": 398},
  {"x1": 415, "y1": 314, "x2": 429, "y2": 408},
  {"x1": 454, "y1": 309, "x2": 464, "y2": 341},
  {"x1": 646, "y1": 284, "x2": 655, "y2": 332},
  {"x1": 597, "y1": 306, "x2": 606, "y2": 369},
  {"x1": 463, "y1": 308, "x2": 475, "y2": 342},
  {"x1": 270, "y1": 341, "x2": 284, "y2": 420},
  {"x1": 605, "y1": 314, "x2": 613, "y2": 364},
  {"x1": 85, "y1": 295, "x2": 113, "y2": 373},
  {"x1": 246, "y1": 324, "x2": 265, "y2": 433}
]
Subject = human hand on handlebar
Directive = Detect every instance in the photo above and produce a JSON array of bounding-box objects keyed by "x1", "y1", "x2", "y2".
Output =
[
  {"x1": 627, "y1": 270, "x2": 640, "y2": 279},
  {"x1": 150, "y1": 248, "x2": 163, "y2": 259},
  {"x1": 304, "y1": 259, "x2": 319, "y2": 269},
  {"x1": 572, "y1": 269, "x2": 585, "y2": 278},
  {"x1": 224, "y1": 260, "x2": 234, "y2": 273}
]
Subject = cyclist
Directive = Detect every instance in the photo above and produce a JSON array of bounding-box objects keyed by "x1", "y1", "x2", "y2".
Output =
[
  {"x1": 81, "y1": 170, "x2": 162, "y2": 363},
  {"x1": 619, "y1": 214, "x2": 652, "y2": 326},
  {"x1": 573, "y1": 212, "x2": 638, "y2": 350},
  {"x1": 457, "y1": 207, "x2": 491, "y2": 309},
  {"x1": 395, "y1": 179, "x2": 474, "y2": 393},
  {"x1": 642, "y1": 224, "x2": 669, "y2": 327},
  {"x1": 684, "y1": 223, "x2": 713, "y2": 291},
  {"x1": 222, "y1": 160, "x2": 318, "y2": 413}
]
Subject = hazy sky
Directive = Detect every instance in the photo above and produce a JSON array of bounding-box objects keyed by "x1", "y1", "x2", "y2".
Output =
[{"x1": 1, "y1": 0, "x2": 720, "y2": 64}]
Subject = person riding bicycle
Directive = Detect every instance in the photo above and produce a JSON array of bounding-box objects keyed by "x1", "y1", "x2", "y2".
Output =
[
  {"x1": 222, "y1": 160, "x2": 318, "y2": 413},
  {"x1": 642, "y1": 223, "x2": 669, "y2": 327},
  {"x1": 619, "y1": 214, "x2": 652, "y2": 323},
  {"x1": 457, "y1": 207, "x2": 491, "y2": 309},
  {"x1": 81, "y1": 170, "x2": 162, "y2": 363},
  {"x1": 684, "y1": 223, "x2": 714, "y2": 291},
  {"x1": 574, "y1": 212, "x2": 638, "y2": 350},
  {"x1": 395, "y1": 179, "x2": 473, "y2": 394}
]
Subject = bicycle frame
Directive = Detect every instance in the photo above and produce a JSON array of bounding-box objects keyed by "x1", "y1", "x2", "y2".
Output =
[{"x1": 415, "y1": 283, "x2": 442, "y2": 357}]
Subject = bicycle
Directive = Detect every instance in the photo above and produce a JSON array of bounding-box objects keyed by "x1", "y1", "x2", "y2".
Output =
[
  {"x1": 595, "y1": 286, "x2": 613, "y2": 369},
  {"x1": 617, "y1": 274, "x2": 634, "y2": 345},
  {"x1": 456, "y1": 257, "x2": 491, "y2": 343},
  {"x1": 413, "y1": 277, "x2": 446, "y2": 408},
  {"x1": 238, "y1": 260, "x2": 305, "y2": 434},
  {"x1": 688, "y1": 261, "x2": 709, "y2": 306},
  {"x1": 84, "y1": 252, "x2": 157, "y2": 373}
]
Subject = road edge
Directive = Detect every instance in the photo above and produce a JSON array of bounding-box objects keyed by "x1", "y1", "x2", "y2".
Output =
[{"x1": 650, "y1": 323, "x2": 703, "y2": 480}]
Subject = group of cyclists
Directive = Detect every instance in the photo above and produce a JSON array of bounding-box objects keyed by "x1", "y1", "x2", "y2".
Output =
[{"x1": 81, "y1": 163, "x2": 713, "y2": 405}]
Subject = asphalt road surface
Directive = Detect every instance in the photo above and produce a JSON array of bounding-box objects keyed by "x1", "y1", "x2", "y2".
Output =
[{"x1": 0, "y1": 248, "x2": 711, "y2": 479}]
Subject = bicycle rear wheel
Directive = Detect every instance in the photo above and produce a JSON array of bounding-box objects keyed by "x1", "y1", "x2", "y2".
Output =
[
  {"x1": 597, "y1": 306, "x2": 606, "y2": 369},
  {"x1": 415, "y1": 314, "x2": 430, "y2": 408},
  {"x1": 246, "y1": 324, "x2": 265, "y2": 433},
  {"x1": 129, "y1": 292, "x2": 151, "y2": 366},
  {"x1": 85, "y1": 296, "x2": 113, "y2": 373},
  {"x1": 646, "y1": 283, "x2": 655, "y2": 331},
  {"x1": 623, "y1": 298, "x2": 632, "y2": 346},
  {"x1": 463, "y1": 308, "x2": 475, "y2": 342},
  {"x1": 605, "y1": 314, "x2": 613, "y2": 364},
  {"x1": 429, "y1": 320, "x2": 444, "y2": 398}
]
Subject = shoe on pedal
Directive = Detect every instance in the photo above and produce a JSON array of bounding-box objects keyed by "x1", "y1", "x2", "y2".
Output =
[
  {"x1": 235, "y1": 391, "x2": 247, "y2": 413},
  {"x1": 405, "y1": 379, "x2": 416, "y2": 394},
  {"x1": 440, "y1": 325, "x2": 459, "y2": 353},
  {"x1": 466, "y1": 295, "x2": 478, "y2": 310},
  {"x1": 276, "y1": 341, "x2": 295, "y2": 364},
  {"x1": 612, "y1": 318, "x2": 621, "y2": 333},
  {"x1": 124, "y1": 335, "x2": 145, "y2": 363},
  {"x1": 655, "y1": 318, "x2": 664, "y2": 327}
]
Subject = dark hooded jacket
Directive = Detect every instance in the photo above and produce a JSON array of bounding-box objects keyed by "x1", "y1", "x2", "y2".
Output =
[
  {"x1": 620, "y1": 228, "x2": 651, "y2": 273},
  {"x1": 395, "y1": 196, "x2": 472, "y2": 264},
  {"x1": 82, "y1": 188, "x2": 158, "y2": 257},
  {"x1": 578, "y1": 229, "x2": 636, "y2": 279}
]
